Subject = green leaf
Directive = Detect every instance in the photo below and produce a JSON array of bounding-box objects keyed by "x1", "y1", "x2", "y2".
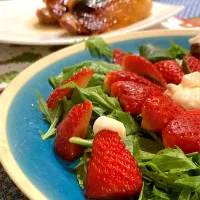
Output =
[
  {"x1": 169, "y1": 41, "x2": 189, "y2": 60},
  {"x1": 139, "y1": 44, "x2": 175, "y2": 62},
  {"x1": 138, "y1": 181, "x2": 153, "y2": 200},
  {"x1": 151, "y1": 186, "x2": 171, "y2": 200},
  {"x1": 177, "y1": 187, "x2": 191, "y2": 200},
  {"x1": 132, "y1": 135, "x2": 141, "y2": 163},
  {"x1": 107, "y1": 110, "x2": 140, "y2": 135},
  {"x1": 190, "y1": 192, "x2": 200, "y2": 200},
  {"x1": 50, "y1": 61, "x2": 120, "y2": 87},
  {"x1": 150, "y1": 148, "x2": 197, "y2": 173},
  {"x1": 85, "y1": 36, "x2": 112, "y2": 59},
  {"x1": 62, "y1": 97, "x2": 74, "y2": 118},
  {"x1": 175, "y1": 176, "x2": 200, "y2": 189},
  {"x1": 36, "y1": 91, "x2": 63, "y2": 140}
]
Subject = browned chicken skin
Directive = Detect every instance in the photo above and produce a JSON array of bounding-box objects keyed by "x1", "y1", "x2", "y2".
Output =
[{"x1": 36, "y1": 0, "x2": 152, "y2": 35}]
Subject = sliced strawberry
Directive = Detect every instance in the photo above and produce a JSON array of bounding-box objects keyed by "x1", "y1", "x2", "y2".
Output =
[
  {"x1": 112, "y1": 48, "x2": 126, "y2": 65},
  {"x1": 85, "y1": 130, "x2": 142, "y2": 199},
  {"x1": 104, "y1": 70, "x2": 164, "y2": 95},
  {"x1": 111, "y1": 81, "x2": 162, "y2": 115},
  {"x1": 55, "y1": 100, "x2": 92, "y2": 161},
  {"x1": 154, "y1": 60, "x2": 184, "y2": 84},
  {"x1": 47, "y1": 68, "x2": 94, "y2": 109},
  {"x1": 182, "y1": 55, "x2": 200, "y2": 73},
  {"x1": 141, "y1": 93, "x2": 184, "y2": 132},
  {"x1": 162, "y1": 110, "x2": 200, "y2": 153},
  {"x1": 122, "y1": 54, "x2": 167, "y2": 86}
]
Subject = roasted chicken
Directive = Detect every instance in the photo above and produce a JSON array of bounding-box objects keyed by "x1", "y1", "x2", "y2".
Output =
[{"x1": 36, "y1": 0, "x2": 152, "y2": 35}]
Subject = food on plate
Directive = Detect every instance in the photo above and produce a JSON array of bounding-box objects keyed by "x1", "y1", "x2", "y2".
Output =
[
  {"x1": 85, "y1": 130, "x2": 142, "y2": 199},
  {"x1": 36, "y1": 0, "x2": 152, "y2": 35},
  {"x1": 141, "y1": 92, "x2": 184, "y2": 132},
  {"x1": 36, "y1": 36, "x2": 200, "y2": 199},
  {"x1": 163, "y1": 110, "x2": 200, "y2": 153},
  {"x1": 182, "y1": 55, "x2": 200, "y2": 73}
]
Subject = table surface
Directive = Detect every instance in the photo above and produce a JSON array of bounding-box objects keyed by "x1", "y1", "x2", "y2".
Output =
[{"x1": 0, "y1": 0, "x2": 200, "y2": 199}]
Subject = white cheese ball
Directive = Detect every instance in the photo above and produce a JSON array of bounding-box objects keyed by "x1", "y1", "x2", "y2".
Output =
[{"x1": 93, "y1": 116, "x2": 126, "y2": 139}]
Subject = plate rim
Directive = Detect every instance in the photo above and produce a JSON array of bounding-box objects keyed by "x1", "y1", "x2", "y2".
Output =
[
  {"x1": 0, "y1": 29, "x2": 199, "y2": 200},
  {"x1": 0, "y1": 2, "x2": 184, "y2": 45}
]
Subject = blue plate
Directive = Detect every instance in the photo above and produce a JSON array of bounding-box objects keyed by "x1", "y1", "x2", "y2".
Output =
[{"x1": 0, "y1": 30, "x2": 198, "y2": 200}]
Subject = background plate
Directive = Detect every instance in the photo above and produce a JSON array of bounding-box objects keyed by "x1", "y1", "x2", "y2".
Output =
[
  {"x1": 0, "y1": 0, "x2": 183, "y2": 45},
  {"x1": 0, "y1": 30, "x2": 199, "y2": 200}
]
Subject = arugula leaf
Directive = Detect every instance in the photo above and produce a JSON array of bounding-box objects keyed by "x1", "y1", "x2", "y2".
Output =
[
  {"x1": 138, "y1": 181, "x2": 153, "y2": 200},
  {"x1": 190, "y1": 192, "x2": 200, "y2": 200},
  {"x1": 139, "y1": 42, "x2": 188, "y2": 62},
  {"x1": 139, "y1": 44, "x2": 175, "y2": 62},
  {"x1": 64, "y1": 83, "x2": 122, "y2": 116},
  {"x1": 169, "y1": 41, "x2": 189, "y2": 60},
  {"x1": 62, "y1": 97, "x2": 74, "y2": 118},
  {"x1": 132, "y1": 135, "x2": 141, "y2": 163},
  {"x1": 36, "y1": 91, "x2": 63, "y2": 140},
  {"x1": 149, "y1": 148, "x2": 197, "y2": 173},
  {"x1": 175, "y1": 176, "x2": 200, "y2": 189},
  {"x1": 85, "y1": 36, "x2": 112, "y2": 59},
  {"x1": 177, "y1": 187, "x2": 191, "y2": 200},
  {"x1": 151, "y1": 186, "x2": 171, "y2": 200},
  {"x1": 107, "y1": 110, "x2": 140, "y2": 135},
  {"x1": 69, "y1": 137, "x2": 93, "y2": 148},
  {"x1": 50, "y1": 61, "x2": 120, "y2": 88}
]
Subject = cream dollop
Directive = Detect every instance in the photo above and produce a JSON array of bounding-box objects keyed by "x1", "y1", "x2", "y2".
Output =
[
  {"x1": 93, "y1": 116, "x2": 126, "y2": 139},
  {"x1": 165, "y1": 72, "x2": 200, "y2": 110},
  {"x1": 189, "y1": 35, "x2": 200, "y2": 45}
]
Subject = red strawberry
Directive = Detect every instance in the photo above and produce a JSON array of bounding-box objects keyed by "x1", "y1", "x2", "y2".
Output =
[
  {"x1": 182, "y1": 55, "x2": 200, "y2": 73},
  {"x1": 47, "y1": 68, "x2": 94, "y2": 109},
  {"x1": 141, "y1": 93, "x2": 184, "y2": 132},
  {"x1": 104, "y1": 70, "x2": 164, "y2": 95},
  {"x1": 122, "y1": 54, "x2": 167, "y2": 86},
  {"x1": 55, "y1": 100, "x2": 92, "y2": 161},
  {"x1": 162, "y1": 110, "x2": 200, "y2": 153},
  {"x1": 111, "y1": 81, "x2": 162, "y2": 115},
  {"x1": 112, "y1": 48, "x2": 126, "y2": 65},
  {"x1": 154, "y1": 60, "x2": 184, "y2": 84},
  {"x1": 85, "y1": 130, "x2": 142, "y2": 199}
]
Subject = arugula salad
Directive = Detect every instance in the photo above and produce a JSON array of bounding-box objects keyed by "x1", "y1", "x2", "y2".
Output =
[{"x1": 36, "y1": 37, "x2": 200, "y2": 200}]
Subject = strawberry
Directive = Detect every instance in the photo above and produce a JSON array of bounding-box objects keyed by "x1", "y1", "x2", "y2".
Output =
[
  {"x1": 122, "y1": 54, "x2": 167, "y2": 86},
  {"x1": 154, "y1": 60, "x2": 184, "y2": 84},
  {"x1": 104, "y1": 70, "x2": 164, "y2": 95},
  {"x1": 141, "y1": 93, "x2": 184, "y2": 132},
  {"x1": 111, "y1": 81, "x2": 162, "y2": 115},
  {"x1": 47, "y1": 68, "x2": 94, "y2": 109},
  {"x1": 85, "y1": 130, "x2": 142, "y2": 199},
  {"x1": 182, "y1": 55, "x2": 200, "y2": 73},
  {"x1": 112, "y1": 48, "x2": 126, "y2": 65},
  {"x1": 162, "y1": 110, "x2": 200, "y2": 153},
  {"x1": 55, "y1": 100, "x2": 92, "y2": 161}
]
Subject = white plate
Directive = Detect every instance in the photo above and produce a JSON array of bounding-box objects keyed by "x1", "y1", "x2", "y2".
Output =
[{"x1": 0, "y1": 0, "x2": 184, "y2": 45}]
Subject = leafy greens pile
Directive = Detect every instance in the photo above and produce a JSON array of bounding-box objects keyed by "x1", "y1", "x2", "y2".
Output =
[{"x1": 36, "y1": 37, "x2": 199, "y2": 200}]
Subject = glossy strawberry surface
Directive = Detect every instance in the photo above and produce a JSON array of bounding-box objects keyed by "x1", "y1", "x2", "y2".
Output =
[
  {"x1": 104, "y1": 70, "x2": 164, "y2": 95},
  {"x1": 111, "y1": 81, "x2": 162, "y2": 115},
  {"x1": 85, "y1": 130, "x2": 142, "y2": 199},
  {"x1": 182, "y1": 55, "x2": 200, "y2": 73},
  {"x1": 112, "y1": 48, "x2": 126, "y2": 65},
  {"x1": 162, "y1": 110, "x2": 200, "y2": 153},
  {"x1": 142, "y1": 93, "x2": 184, "y2": 132},
  {"x1": 155, "y1": 60, "x2": 184, "y2": 84},
  {"x1": 55, "y1": 100, "x2": 93, "y2": 161},
  {"x1": 47, "y1": 68, "x2": 94, "y2": 109},
  {"x1": 122, "y1": 54, "x2": 167, "y2": 86}
]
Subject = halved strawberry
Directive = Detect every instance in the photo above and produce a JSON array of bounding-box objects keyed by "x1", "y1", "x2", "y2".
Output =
[
  {"x1": 162, "y1": 110, "x2": 200, "y2": 153},
  {"x1": 182, "y1": 55, "x2": 200, "y2": 73},
  {"x1": 111, "y1": 81, "x2": 162, "y2": 115},
  {"x1": 154, "y1": 60, "x2": 184, "y2": 84},
  {"x1": 55, "y1": 100, "x2": 92, "y2": 161},
  {"x1": 141, "y1": 93, "x2": 184, "y2": 132},
  {"x1": 122, "y1": 54, "x2": 167, "y2": 86},
  {"x1": 85, "y1": 130, "x2": 142, "y2": 199},
  {"x1": 112, "y1": 48, "x2": 126, "y2": 65},
  {"x1": 104, "y1": 70, "x2": 164, "y2": 95},
  {"x1": 47, "y1": 68, "x2": 94, "y2": 109}
]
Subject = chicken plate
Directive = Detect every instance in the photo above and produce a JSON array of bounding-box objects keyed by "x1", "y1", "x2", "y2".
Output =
[{"x1": 36, "y1": 0, "x2": 152, "y2": 35}]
